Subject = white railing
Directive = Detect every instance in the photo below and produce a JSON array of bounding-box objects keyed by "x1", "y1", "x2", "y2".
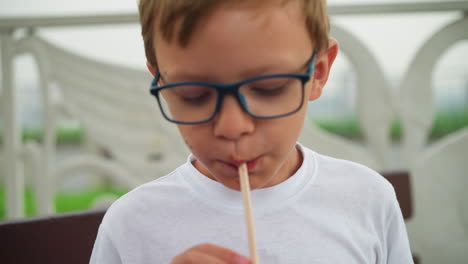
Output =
[
  {"x1": 1, "y1": 1, "x2": 467, "y2": 29},
  {"x1": 0, "y1": 1, "x2": 468, "y2": 29},
  {"x1": 1, "y1": 2, "x2": 468, "y2": 263}
]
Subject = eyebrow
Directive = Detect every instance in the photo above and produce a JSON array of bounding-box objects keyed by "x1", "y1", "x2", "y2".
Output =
[
  {"x1": 159, "y1": 56, "x2": 312, "y2": 84},
  {"x1": 159, "y1": 71, "x2": 219, "y2": 85}
]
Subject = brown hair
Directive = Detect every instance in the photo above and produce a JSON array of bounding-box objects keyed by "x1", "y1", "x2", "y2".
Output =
[{"x1": 138, "y1": 0, "x2": 329, "y2": 68}]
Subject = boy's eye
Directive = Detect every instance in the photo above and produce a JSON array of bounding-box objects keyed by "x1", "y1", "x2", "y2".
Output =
[
  {"x1": 246, "y1": 78, "x2": 292, "y2": 97},
  {"x1": 172, "y1": 85, "x2": 215, "y2": 105},
  {"x1": 250, "y1": 85, "x2": 287, "y2": 96}
]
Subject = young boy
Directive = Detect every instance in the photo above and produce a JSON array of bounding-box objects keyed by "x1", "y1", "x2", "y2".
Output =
[{"x1": 90, "y1": 0, "x2": 413, "y2": 263}]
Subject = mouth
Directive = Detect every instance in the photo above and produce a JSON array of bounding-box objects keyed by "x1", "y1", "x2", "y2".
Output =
[{"x1": 225, "y1": 157, "x2": 260, "y2": 171}]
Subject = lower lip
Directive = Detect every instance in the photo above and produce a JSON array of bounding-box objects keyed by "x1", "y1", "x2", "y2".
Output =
[
  {"x1": 226, "y1": 158, "x2": 259, "y2": 171},
  {"x1": 245, "y1": 158, "x2": 258, "y2": 170}
]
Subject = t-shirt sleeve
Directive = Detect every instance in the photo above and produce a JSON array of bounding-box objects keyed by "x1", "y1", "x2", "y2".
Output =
[
  {"x1": 89, "y1": 224, "x2": 123, "y2": 264},
  {"x1": 385, "y1": 199, "x2": 414, "y2": 264}
]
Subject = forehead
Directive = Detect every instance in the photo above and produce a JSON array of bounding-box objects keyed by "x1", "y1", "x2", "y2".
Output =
[{"x1": 155, "y1": 1, "x2": 312, "y2": 82}]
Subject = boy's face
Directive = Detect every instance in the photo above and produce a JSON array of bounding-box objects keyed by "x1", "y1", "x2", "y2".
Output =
[{"x1": 151, "y1": 2, "x2": 337, "y2": 190}]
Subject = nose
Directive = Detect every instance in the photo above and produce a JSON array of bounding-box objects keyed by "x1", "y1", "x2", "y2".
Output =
[{"x1": 213, "y1": 95, "x2": 254, "y2": 140}]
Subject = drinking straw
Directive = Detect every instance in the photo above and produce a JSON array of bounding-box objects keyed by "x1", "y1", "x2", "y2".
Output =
[{"x1": 238, "y1": 163, "x2": 260, "y2": 264}]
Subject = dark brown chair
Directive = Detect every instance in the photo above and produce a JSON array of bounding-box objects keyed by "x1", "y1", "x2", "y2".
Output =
[
  {"x1": 381, "y1": 171, "x2": 413, "y2": 220},
  {"x1": 381, "y1": 171, "x2": 419, "y2": 264},
  {"x1": 0, "y1": 209, "x2": 106, "y2": 264}
]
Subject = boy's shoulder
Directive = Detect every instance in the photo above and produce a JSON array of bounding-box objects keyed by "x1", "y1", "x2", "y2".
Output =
[
  {"x1": 316, "y1": 150, "x2": 389, "y2": 182},
  {"x1": 100, "y1": 162, "x2": 192, "y2": 227},
  {"x1": 306, "y1": 147, "x2": 397, "y2": 206},
  {"x1": 311, "y1": 147, "x2": 387, "y2": 179}
]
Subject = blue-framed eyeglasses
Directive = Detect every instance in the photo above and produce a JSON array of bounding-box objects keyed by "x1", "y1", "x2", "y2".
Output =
[{"x1": 150, "y1": 50, "x2": 317, "y2": 125}]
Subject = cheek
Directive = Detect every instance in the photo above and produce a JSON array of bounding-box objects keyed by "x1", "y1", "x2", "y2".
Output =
[
  {"x1": 177, "y1": 126, "x2": 194, "y2": 150},
  {"x1": 266, "y1": 113, "x2": 305, "y2": 142},
  {"x1": 178, "y1": 125, "x2": 209, "y2": 154}
]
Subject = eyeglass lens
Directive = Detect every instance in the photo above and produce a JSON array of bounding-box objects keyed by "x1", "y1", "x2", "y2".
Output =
[{"x1": 157, "y1": 76, "x2": 303, "y2": 123}]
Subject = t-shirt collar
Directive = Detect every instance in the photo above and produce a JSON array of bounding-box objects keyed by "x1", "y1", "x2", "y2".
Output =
[{"x1": 180, "y1": 143, "x2": 317, "y2": 213}]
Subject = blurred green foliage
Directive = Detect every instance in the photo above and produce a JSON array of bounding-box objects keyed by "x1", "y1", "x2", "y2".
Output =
[
  {"x1": 0, "y1": 125, "x2": 83, "y2": 145},
  {"x1": 428, "y1": 110, "x2": 468, "y2": 139},
  {"x1": 312, "y1": 109, "x2": 467, "y2": 141},
  {"x1": 314, "y1": 118, "x2": 362, "y2": 139},
  {"x1": 0, "y1": 187, "x2": 128, "y2": 220}
]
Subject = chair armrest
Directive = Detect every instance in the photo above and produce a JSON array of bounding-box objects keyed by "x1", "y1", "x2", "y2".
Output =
[
  {"x1": 380, "y1": 171, "x2": 413, "y2": 220},
  {"x1": 0, "y1": 209, "x2": 106, "y2": 264}
]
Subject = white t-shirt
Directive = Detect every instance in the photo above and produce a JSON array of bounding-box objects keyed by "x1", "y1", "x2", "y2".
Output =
[{"x1": 90, "y1": 144, "x2": 413, "y2": 263}]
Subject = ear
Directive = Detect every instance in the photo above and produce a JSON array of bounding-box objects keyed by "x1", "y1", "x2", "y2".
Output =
[
  {"x1": 146, "y1": 61, "x2": 157, "y2": 76},
  {"x1": 308, "y1": 38, "x2": 339, "y2": 101}
]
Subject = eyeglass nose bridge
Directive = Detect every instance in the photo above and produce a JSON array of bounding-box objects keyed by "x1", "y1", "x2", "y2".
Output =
[{"x1": 214, "y1": 82, "x2": 252, "y2": 117}]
